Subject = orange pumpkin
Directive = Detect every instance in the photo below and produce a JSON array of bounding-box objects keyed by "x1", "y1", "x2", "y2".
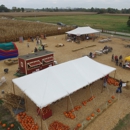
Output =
[
  {"x1": 77, "y1": 123, "x2": 81, "y2": 127},
  {"x1": 2, "y1": 123, "x2": 6, "y2": 127},
  {"x1": 111, "y1": 96, "x2": 115, "y2": 99},
  {"x1": 10, "y1": 124, "x2": 14, "y2": 128},
  {"x1": 86, "y1": 116, "x2": 91, "y2": 121},
  {"x1": 7, "y1": 127, "x2": 11, "y2": 130},
  {"x1": 91, "y1": 113, "x2": 95, "y2": 117},
  {"x1": 97, "y1": 108, "x2": 100, "y2": 112},
  {"x1": 108, "y1": 100, "x2": 111, "y2": 103},
  {"x1": 0, "y1": 121, "x2": 2, "y2": 125}
]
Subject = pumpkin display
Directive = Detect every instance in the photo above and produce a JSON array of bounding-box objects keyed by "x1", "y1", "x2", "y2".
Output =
[
  {"x1": 107, "y1": 77, "x2": 119, "y2": 86},
  {"x1": 49, "y1": 121, "x2": 69, "y2": 130},
  {"x1": 16, "y1": 112, "x2": 39, "y2": 130}
]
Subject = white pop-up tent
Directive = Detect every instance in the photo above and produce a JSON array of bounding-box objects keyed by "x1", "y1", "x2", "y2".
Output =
[
  {"x1": 66, "y1": 26, "x2": 100, "y2": 36},
  {"x1": 12, "y1": 56, "x2": 116, "y2": 109}
]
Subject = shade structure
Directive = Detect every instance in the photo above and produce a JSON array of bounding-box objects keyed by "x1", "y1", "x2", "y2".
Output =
[
  {"x1": 125, "y1": 56, "x2": 130, "y2": 62},
  {"x1": 12, "y1": 56, "x2": 116, "y2": 108},
  {"x1": 66, "y1": 26, "x2": 100, "y2": 36}
]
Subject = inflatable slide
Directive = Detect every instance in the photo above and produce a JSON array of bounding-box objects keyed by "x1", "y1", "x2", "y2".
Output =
[{"x1": 0, "y1": 42, "x2": 18, "y2": 60}]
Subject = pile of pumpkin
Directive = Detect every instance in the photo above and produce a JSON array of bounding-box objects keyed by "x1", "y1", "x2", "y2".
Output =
[
  {"x1": 82, "y1": 96, "x2": 95, "y2": 106},
  {"x1": 64, "y1": 105, "x2": 82, "y2": 119},
  {"x1": 0, "y1": 121, "x2": 14, "y2": 130},
  {"x1": 16, "y1": 112, "x2": 39, "y2": 130},
  {"x1": 107, "y1": 77, "x2": 119, "y2": 86},
  {"x1": 63, "y1": 96, "x2": 95, "y2": 119},
  {"x1": 49, "y1": 121, "x2": 70, "y2": 130}
]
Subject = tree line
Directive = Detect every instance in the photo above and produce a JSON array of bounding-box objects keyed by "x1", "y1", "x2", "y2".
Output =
[{"x1": 0, "y1": 4, "x2": 130, "y2": 14}]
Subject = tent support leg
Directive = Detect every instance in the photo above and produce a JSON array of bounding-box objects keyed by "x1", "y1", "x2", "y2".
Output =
[
  {"x1": 89, "y1": 85, "x2": 96, "y2": 106},
  {"x1": 68, "y1": 95, "x2": 77, "y2": 118},
  {"x1": 114, "y1": 70, "x2": 116, "y2": 79},
  {"x1": 67, "y1": 96, "x2": 69, "y2": 112},
  {"x1": 12, "y1": 82, "x2": 15, "y2": 94},
  {"x1": 24, "y1": 94, "x2": 28, "y2": 112},
  {"x1": 41, "y1": 116, "x2": 43, "y2": 130}
]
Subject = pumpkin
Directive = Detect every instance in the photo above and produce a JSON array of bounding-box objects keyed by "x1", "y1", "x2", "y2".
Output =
[
  {"x1": 7, "y1": 127, "x2": 11, "y2": 130},
  {"x1": 111, "y1": 96, "x2": 115, "y2": 99},
  {"x1": 2, "y1": 123, "x2": 6, "y2": 127},
  {"x1": 86, "y1": 116, "x2": 91, "y2": 121},
  {"x1": 108, "y1": 100, "x2": 111, "y2": 103},
  {"x1": 77, "y1": 123, "x2": 81, "y2": 127},
  {"x1": 97, "y1": 108, "x2": 100, "y2": 112},
  {"x1": 0, "y1": 121, "x2": 2, "y2": 125},
  {"x1": 10, "y1": 124, "x2": 14, "y2": 128},
  {"x1": 91, "y1": 113, "x2": 95, "y2": 117}
]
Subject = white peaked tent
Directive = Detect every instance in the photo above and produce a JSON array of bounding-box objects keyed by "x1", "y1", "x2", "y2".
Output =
[
  {"x1": 12, "y1": 56, "x2": 116, "y2": 109},
  {"x1": 66, "y1": 26, "x2": 100, "y2": 36}
]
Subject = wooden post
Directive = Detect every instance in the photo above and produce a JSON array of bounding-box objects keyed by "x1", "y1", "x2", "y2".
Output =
[
  {"x1": 12, "y1": 82, "x2": 15, "y2": 94},
  {"x1": 89, "y1": 85, "x2": 96, "y2": 106}
]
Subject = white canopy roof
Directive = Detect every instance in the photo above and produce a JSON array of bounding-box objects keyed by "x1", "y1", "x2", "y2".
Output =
[
  {"x1": 12, "y1": 56, "x2": 116, "y2": 108},
  {"x1": 66, "y1": 26, "x2": 100, "y2": 36}
]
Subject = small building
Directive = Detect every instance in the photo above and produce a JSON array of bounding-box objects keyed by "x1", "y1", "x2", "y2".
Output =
[{"x1": 18, "y1": 50, "x2": 54, "y2": 75}]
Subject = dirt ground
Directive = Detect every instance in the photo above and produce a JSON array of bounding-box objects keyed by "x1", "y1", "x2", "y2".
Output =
[{"x1": 0, "y1": 34, "x2": 130, "y2": 130}]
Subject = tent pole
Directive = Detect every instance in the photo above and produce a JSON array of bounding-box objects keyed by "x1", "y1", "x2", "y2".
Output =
[
  {"x1": 12, "y1": 82, "x2": 15, "y2": 94},
  {"x1": 67, "y1": 96, "x2": 69, "y2": 112},
  {"x1": 114, "y1": 70, "x2": 116, "y2": 79},
  {"x1": 41, "y1": 116, "x2": 43, "y2": 130},
  {"x1": 89, "y1": 85, "x2": 96, "y2": 106},
  {"x1": 68, "y1": 95, "x2": 76, "y2": 118},
  {"x1": 24, "y1": 94, "x2": 28, "y2": 112}
]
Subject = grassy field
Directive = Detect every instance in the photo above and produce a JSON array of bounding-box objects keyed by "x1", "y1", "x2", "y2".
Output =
[
  {"x1": 112, "y1": 113, "x2": 130, "y2": 130},
  {"x1": 15, "y1": 14, "x2": 130, "y2": 33}
]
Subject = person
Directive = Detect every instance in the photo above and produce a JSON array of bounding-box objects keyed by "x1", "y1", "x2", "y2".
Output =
[
  {"x1": 119, "y1": 58, "x2": 123, "y2": 67},
  {"x1": 27, "y1": 43, "x2": 29, "y2": 47},
  {"x1": 41, "y1": 44, "x2": 44, "y2": 50},
  {"x1": 89, "y1": 52, "x2": 93, "y2": 58},
  {"x1": 119, "y1": 55, "x2": 123, "y2": 60},
  {"x1": 101, "y1": 76, "x2": 108, "y2": 93},
  {"x1": 116, "y1": 79, "x2": 123, "y2": 93},
  {"x1": 111, "y1": 54, "x2": 114, "y2": 61},
  {"x1": 34, "y1": 47, "x2": 38, "y2": 52}
]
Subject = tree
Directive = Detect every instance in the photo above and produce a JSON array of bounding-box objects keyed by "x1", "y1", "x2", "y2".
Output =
[
  {"x1": 0, "y1": 4, "x2": 10, "y2": 12},
  {"x1": 127, "y1": 16, "x2": 130, "y2": 27},
  {"x1": 21, "y1": 8, "x2": 24, "y2": 12}
]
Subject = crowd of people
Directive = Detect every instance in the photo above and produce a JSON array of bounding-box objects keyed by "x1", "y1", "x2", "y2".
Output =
[{"x1": 111, "y1": 54, "x2": 129, "y2": 68}]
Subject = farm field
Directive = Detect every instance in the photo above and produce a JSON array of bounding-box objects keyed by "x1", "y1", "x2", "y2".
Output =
[
  {"x1": 0, "y1": 33, "x2": 130, "y2": 130},
  {"x1": 15, "y1": 13, "x2": 130, "y2": 33}
]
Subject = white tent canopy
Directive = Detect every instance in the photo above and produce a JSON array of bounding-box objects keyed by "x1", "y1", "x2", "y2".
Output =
[
  {"x1": 66, "y1": 26, "x2": 100, "y2": 36},
  {"x1": 12, "y1": 56, "x2": 116, "y2": 108}
]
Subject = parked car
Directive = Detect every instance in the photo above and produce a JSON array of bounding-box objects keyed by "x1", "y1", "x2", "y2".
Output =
[{"x1": 57, "y1": 22, "x2": 66, "y2": 27}]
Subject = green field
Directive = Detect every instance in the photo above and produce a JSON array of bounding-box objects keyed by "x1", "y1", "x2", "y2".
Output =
[{"x1": 16, "y1": 14, "x2": 130, "y2": 33}]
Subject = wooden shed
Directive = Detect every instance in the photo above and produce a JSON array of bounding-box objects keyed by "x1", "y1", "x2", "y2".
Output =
[{"x1": 18, "y1": 50, "x2": 54, "y2": 75}]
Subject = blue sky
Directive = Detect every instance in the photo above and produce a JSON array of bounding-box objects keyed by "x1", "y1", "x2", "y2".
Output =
[{"x1": 0, "y1": 0, "x2": 129, "y2": 9}]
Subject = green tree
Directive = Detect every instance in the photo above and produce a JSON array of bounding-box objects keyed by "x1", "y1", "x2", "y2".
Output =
[{"x1": 127, "y1": 16, "x2": 130, "y2": 27}]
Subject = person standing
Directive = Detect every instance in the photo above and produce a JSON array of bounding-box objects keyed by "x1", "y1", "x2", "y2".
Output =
[
  {"x1": 101, "y1": 76, "x2": 108, "y2": 93},
  {"x1": 111, "y1": 54, "x2": 114, "y2": 61},
  {"x1": 27, "y1": 43, "x2": 29, "y2": 48},
  {"x1": 116, "y1": 79, "x2": 123, "y2": 93}
]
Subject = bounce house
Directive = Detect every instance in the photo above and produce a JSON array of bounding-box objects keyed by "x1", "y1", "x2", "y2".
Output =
[{"x1": 0, "y1": 42, "x2": 18, "y2": 60}]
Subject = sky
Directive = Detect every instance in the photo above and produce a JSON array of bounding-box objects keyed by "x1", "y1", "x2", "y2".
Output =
[{"x1": 0, "y1": 0, "x2": 129, "y2": 10}]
